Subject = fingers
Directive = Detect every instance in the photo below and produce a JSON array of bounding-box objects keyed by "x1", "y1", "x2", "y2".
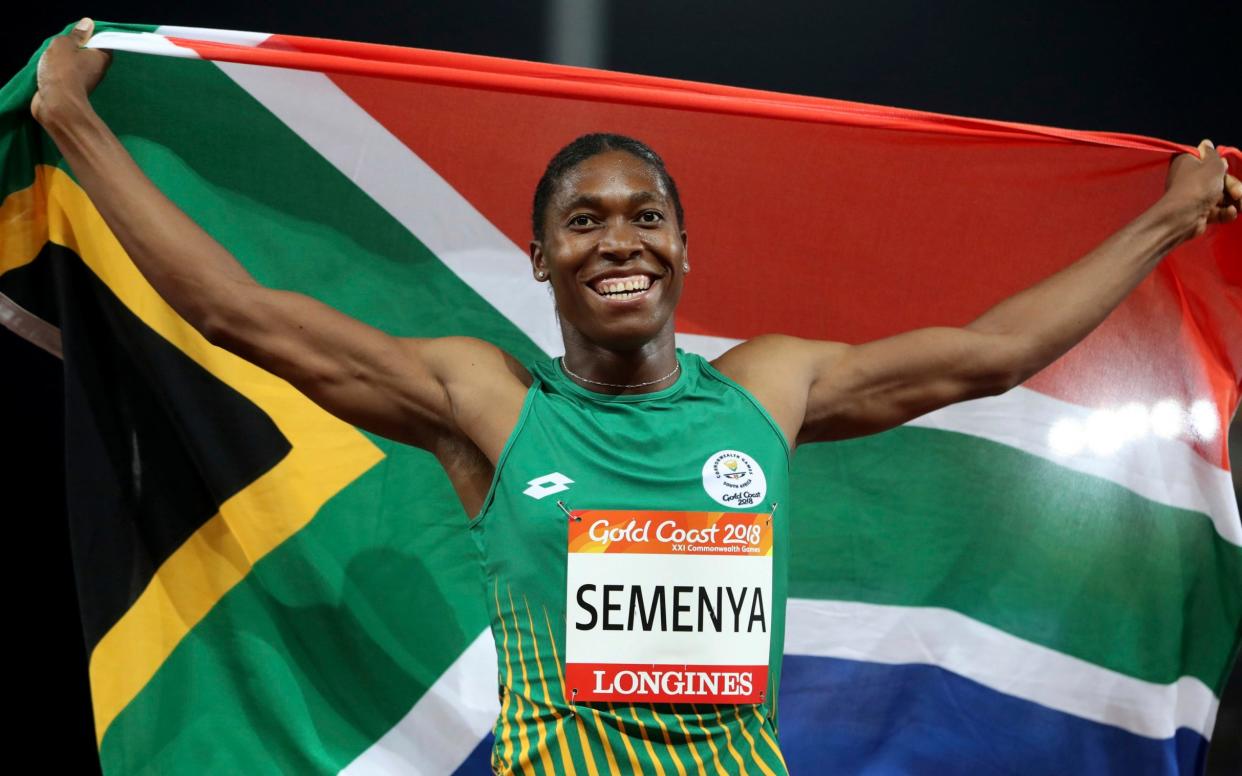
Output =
[
  {"x1": 1215, "y1": 173, "x2": 1241, "y2": 224},
  {"x1": 1210, "y1": 205, "x2": 1237, "y2": 225},
  {"x1": 1201, "y1": 140, "x2": 1241, "y2": 225},
  {"x1": 72, "y1": 17, "x2": 94, "y2": 45},
  {"x1": 1222, "y1": 205, "x2": 1242, "y2": 224},
  {"x1": 1227, "y1": 173, "x2": 1242, "y2": 204}
]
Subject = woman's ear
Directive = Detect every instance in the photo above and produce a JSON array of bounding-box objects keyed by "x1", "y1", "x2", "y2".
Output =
[
  {"x1": 681, "y1": 231, "x2": 689, "y2": 274},
  {"x1": 530, "y1": 240, "x2": 548, "y2": 281}
]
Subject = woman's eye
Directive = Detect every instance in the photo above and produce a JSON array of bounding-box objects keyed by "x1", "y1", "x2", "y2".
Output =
[
  {"x1": 570, "y1": 215, "x2": 593, "y2": 227},
  {"x1": 638, "y1": 211, "x2": 663, "y2": 223}
]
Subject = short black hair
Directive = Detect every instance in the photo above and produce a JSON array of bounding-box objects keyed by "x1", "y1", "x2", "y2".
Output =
[{"x1": 531, "y1": 133, "x2": 684, "y2": 242}]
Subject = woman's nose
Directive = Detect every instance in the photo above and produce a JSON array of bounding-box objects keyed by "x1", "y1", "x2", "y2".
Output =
[{"x1": 598, "y1": 221, "x2": 642, "y2": 258}]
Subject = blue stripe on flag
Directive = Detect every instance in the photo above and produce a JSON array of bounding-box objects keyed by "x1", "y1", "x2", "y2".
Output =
[
  {"x1": 778, "y1": 654, "x2": 1208, "y2": 775},
  {"x1": 450, "y1": 655, "x2": 1211, "y2": 774},
  {"x1": 454, "y1": 733, "x2": 493, "y2": 774}
]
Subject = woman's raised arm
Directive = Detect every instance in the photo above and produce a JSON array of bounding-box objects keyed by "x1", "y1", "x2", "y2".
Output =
[{"x1": 31, "y1": 19, "x2": 528, "y2": 460}]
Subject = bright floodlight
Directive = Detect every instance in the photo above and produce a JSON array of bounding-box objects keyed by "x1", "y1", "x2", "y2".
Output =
[
  {"x1": 1049, "y1": 418, "x2": 1087, "y2": 456},
  {"x1": 1086, "y1": 409, "x2": 1124, "y2": 455},
  {"x1": 1189, "y1": 399, "x2": 1219, "y2": 441},
  {"x1": 1149, "y1": 400, "x2": 1184, "y2": 439},
  {"x1": 1116, "y1": 402, "x2": 1149, "y2": 441}
]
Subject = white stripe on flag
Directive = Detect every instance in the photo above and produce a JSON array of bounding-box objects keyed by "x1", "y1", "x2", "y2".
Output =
[
  {"x1": 214, "y1": 61, "x2": 566, "y2": 359},
  {"x1": 154, "y1": 26, "x2": 272, "y2": 46},
  {"x1": 340, "y1": 629, "x2": 499, "y2": 775},
  {"x1": 785, "y1": 597, "x2": 1219, "y2": 741},
  {"x1": 675, "y1": 332, "x2": 740, "y2": 361},
  {"x1": 89, "y1": 27, "x2": 272, "y2": 58},
  {"x1": 908, "y1": 387, "x2": 1242, "y2": 546},
  {"x1": 656, "y1": 331, "x2": 1241, "y2": 548},
  {"x1": 87, "y1": 31, "x2": 203, "y2": 59},
  {"x1": 213, "y1": 62, "x2": 773, "y2": 369}
]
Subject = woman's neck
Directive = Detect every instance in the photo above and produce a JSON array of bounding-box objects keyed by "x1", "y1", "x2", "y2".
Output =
[{"x1": 559, "y1": 325, "x2": 679, "y2": 395}]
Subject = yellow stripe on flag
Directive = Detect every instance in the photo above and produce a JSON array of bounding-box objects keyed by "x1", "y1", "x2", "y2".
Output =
[
  {"x1": 0, "y1": 174, "x2": 48, "y2": 275},
  {"x1": 28, "y1": 165, "x2": 383, "y2": 748}
]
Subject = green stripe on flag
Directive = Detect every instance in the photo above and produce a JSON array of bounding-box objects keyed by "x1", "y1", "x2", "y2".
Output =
[
  {"x1": 789, "y1": 425, "x2": 1242, "y2": 692},
  {"x1": 100, "y1": 449, "x2": 490, "y2": 772}
]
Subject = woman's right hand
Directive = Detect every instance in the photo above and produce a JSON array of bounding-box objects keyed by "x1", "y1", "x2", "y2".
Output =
[{"x1": 32, "y1": 17, "x2": 112, "y2": 127}]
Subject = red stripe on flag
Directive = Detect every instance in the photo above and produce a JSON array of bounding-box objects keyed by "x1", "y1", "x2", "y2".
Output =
[{"x1": 157, "y1": 30, "x2": 1240, "y2": 467}]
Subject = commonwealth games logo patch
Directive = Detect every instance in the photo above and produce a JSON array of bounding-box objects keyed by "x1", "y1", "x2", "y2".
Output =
[{"x1": 701, "y1": 450, "x2": 767, "y2": 508}]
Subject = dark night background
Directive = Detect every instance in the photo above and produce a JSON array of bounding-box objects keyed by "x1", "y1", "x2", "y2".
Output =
[{"x1": 2, "y1": 2, "x2": 1238, "y2": 773}]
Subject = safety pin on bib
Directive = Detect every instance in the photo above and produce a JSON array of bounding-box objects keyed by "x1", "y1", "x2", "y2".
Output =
[
  {"x1": 556, "y1": 499, "x2": 581, "y2": 522},
  {"x1": 767, "y1": 501, "x2": 780, "y2": 525}
]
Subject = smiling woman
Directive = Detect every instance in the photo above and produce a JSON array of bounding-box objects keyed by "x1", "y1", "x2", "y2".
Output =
[
  {"x1": 526, "y1": 134, "x2": 695, "y2": 374},
  {"x1": 530, "y1": 137, "x2": 690, "y2": 368},
  {"x1": 26, "y1": 17, "x2": 1242, "y2": 776}
]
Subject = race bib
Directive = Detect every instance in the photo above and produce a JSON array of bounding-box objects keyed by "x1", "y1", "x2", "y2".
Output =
[{"x1": 565, "y1": 510, "x2": 773, "y2": 704}]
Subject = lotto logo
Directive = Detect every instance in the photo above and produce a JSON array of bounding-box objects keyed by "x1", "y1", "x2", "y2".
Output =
[{"x1": 523, "y1": 472, "x2": 574, "y2": 500}]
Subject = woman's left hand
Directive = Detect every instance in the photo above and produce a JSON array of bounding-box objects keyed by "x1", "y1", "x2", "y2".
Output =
[{"x1": 1162, "y1": 139, "x2": 1241, "y2": 241}]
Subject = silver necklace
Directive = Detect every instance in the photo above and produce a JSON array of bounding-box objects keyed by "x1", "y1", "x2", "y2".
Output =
[{"x1": 560, "y1": 357, "x2": 680, "y2": 389}]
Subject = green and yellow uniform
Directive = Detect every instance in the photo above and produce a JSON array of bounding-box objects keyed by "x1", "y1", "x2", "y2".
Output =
[{"x1": 470, "y1": 347, "x2": 791, "y2": 775}]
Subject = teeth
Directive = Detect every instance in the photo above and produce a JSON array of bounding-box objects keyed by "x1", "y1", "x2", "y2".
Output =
[{"x1": 596, "y1": 276, "x2": 652, "y2": 296}]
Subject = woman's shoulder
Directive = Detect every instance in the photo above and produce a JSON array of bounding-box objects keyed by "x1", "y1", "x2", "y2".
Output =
[{"x1": 698, "y1": 342, "x2": 799, "y2": 455}]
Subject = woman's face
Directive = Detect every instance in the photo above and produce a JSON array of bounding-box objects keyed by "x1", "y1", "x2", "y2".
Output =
[{"x1": 530, "y1": 150, "x2": 688, "y2": 351}]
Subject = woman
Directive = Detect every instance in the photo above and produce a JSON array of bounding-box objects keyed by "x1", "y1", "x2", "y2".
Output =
[{"x1": 32, "y1": 18, "x2": 1240, "y2": 775}]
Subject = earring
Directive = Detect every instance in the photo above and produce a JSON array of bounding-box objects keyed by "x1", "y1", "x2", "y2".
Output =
[
  {"x1": 682, "y1": 262, "x2": 690, "y2": 274},
  {"x1": 536, "y1": 270, "x2": 547, "y2": 280}
]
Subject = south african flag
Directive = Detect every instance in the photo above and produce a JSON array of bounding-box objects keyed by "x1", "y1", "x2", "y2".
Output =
[{"x1": 2, "y1": 21, "x2": 1239, "y2": 774}]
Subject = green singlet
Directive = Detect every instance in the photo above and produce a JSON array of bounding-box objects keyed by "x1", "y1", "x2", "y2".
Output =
[{"x1": 469, "y1": 347, "x2": 791, "y2": 775}]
